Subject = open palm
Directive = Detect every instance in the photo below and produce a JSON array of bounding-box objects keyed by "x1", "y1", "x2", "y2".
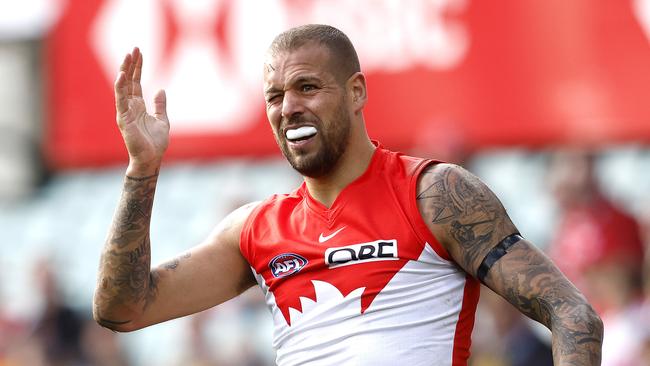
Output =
[{"x1": 114, "y1": 47, "x2": 169, "y2": 169}]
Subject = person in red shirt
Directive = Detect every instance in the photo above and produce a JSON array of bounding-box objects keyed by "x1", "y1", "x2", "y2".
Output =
[
  {"x1": 548, "y1": 149, "x2": 645, "y2": 365},
  {"x1": 548, "y1": 149, "x2": 645, "y2": 314},
  {"x1": 93, "y1": 24, "x2": 602, "y2": 365}
]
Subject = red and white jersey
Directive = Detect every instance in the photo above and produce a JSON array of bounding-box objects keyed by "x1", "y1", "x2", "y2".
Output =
[{"x1": 240, "y1": 144, "x2": 480, "y2": 366}]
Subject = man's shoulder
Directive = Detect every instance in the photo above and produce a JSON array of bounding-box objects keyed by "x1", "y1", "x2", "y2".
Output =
[
  {"x1": 375, "y1": 145, "x2": 442, "y2": 179},
  {"x1": 415, "y1": 163, "x2": 486, "y2": 206},
  {"x1": 258, "y1": 185, "x2": 305, "y2": 208},
  {"x1": 243, "y1": 185, "x2": 306, "y2": 223}
]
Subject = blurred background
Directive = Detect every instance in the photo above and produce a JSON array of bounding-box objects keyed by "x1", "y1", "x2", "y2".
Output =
[{"x1": 1, "y1": 0, "x2": 649, "y2": 365}]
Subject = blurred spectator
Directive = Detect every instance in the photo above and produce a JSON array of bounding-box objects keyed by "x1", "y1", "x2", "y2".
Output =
[
  {"x1": 80, "y1": 320, "x2": 130, "y2": 366},
  {"x1": 30, "y1": 260, "x2": 86, "y2": 366},
  {"x1": 3, "y1": 259, "x2": 129, "y2": 366},
  {"x1": 183, "y1": 312, "x2": 222, "y2": 366},
  {"x1": 640, "y1": 205, "x2": 650, "y2": 293},
  {"x1": 547, "y1": 149, "x2": 645, "y2": 314},
  {"x1": 470, "y1": 288, "x2": 553, "y2": 366},
  {"x1": 611, "y1": 205, "x2": 650, "y2": 365},
  {"x1": 174, "y1": 289, "x2": 271, "y2": 366},
  {"x1": 0, "y1": 287, "x2": 29, "y2": 366},
  {"x1": 547, "y1": 149, "x2": 647, "y2": 365}
]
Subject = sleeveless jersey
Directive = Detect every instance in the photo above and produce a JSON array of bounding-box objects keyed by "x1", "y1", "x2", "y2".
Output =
[{"x1": 240, "y1": 144, "x2": 480, "y2": 366}]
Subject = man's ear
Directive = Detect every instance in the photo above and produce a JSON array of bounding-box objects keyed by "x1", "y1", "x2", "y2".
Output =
[{"x1": 347, "y1": 72, "x2": 367, "y2": 113}]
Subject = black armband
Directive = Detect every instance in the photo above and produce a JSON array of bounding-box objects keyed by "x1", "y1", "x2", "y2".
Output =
[{"x1": 476, "y1": 233, "x2": 524, "y2": 283}]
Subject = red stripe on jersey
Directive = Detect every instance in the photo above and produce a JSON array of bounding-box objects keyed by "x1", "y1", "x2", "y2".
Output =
[{"x1": 452, "y1": 275, "x2": 480, "y2": 365}]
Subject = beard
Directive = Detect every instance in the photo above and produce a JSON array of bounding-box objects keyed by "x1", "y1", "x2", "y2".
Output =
[{"x1": 275, "y1": 104, "x2": 351, "y2": 178}]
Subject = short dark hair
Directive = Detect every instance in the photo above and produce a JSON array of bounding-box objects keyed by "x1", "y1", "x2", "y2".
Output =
[{"x1": 269, "y1": 24, "x2": 361, "y2": 83}]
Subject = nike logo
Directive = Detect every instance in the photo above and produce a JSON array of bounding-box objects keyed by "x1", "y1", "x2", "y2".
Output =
[{"x1": 318, "y1": 227, "x2": 346, "y2": 243}]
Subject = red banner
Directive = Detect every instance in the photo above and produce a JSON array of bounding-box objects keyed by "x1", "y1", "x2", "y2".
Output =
[{"x1": 46, "y1": 0, "x2": 650, "y2": 169}]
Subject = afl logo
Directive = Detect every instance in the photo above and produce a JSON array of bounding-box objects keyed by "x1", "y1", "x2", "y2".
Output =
[{"x1": 269, "y1": 253, "x2": 308, "y2": 278}]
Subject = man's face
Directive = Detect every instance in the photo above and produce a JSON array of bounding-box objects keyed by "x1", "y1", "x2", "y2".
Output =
[{"x1": 263, "y1": 45, "x2": 351, "y2": 178}]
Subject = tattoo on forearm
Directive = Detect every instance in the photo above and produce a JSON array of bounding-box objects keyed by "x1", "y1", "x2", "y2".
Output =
[
  {"x1": 125, "y1": 173, "x2": 159, "y2": 182},
  {"x1": 95, "y1": 173, "x2": 160, "y2": 324},
  {"x1": 494, "y1": 245, "x2": 603, "y2": 365},
  {"x1": 110, "y1": 175, "x2": 157, "y2": 248}
]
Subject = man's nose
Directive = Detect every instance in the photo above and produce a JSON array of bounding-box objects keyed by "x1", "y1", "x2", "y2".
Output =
[{"x1": 281, "y1": 91, "x2": 305, "y2": 120}]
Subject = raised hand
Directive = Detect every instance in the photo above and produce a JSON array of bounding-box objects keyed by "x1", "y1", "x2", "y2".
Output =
[{"x1": 114, "y1": 47, "x2": 169, "y2": 176}]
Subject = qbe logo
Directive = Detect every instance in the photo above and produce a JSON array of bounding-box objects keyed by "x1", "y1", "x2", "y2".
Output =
[
  {"x1": 269, "y1": 253, "x2": 308, "y2": 278},
  {"x1": 325, "y1": 240, "x2": 398, "y2": 268}
]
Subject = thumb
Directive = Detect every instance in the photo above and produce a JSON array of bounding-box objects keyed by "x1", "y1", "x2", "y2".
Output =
[{"x1": 153, "y1": 89, "x2": 168, "y2": 121}]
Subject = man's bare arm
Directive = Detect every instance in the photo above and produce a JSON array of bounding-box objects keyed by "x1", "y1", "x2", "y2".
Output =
[
  {"x1": 416, "y1": 163, "x2": 603, "y2": 365},
  {"x1": 93, "y1": 194, "x2": 258, "y2": 332},
  {"x1": 93, "y1": 48, "x2": 257, "y2": 331},
  {"x1": 93, "y1": 172, "x2": 160, "y2": 329}
]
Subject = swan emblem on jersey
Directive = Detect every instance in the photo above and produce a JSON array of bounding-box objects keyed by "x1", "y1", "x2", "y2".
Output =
[
  {"x1": 269, "y1": 253, "x2": 308, "y2": 278},
  {"x1": 288, "y1": 280, "x2": 365, "y2": 327}
]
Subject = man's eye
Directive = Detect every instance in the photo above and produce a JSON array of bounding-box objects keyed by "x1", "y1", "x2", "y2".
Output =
[
  {"x1": 301, "y1": 85, "x2": 316, "y2": 92},
  {"x1": 267, "y1": 95, "x2": 281, "y2": 103}
]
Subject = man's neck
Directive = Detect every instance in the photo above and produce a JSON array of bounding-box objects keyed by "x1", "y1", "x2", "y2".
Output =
[{"x1": 304, "y1": 138, "x2": 376, "y2": 208}]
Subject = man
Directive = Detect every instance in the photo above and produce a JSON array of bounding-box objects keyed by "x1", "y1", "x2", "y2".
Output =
[{"x1": 93, "y1": 24, "x2": 603, "y2": 365}]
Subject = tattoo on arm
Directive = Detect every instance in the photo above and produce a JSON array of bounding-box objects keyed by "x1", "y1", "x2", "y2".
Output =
[
  {"x1": 162, "y1": 252, "x2": 192, "y2": 270},
  {"x1": 492, "y1": 244, "x2": 603, "y2": 365},
  {"x1": 416, "y1": 164, "x2": 602, "y2": 364},
  {"x1": 95, "y1": 173, "x2": 160, "y2": 325},
  {"x1": 416, "y1": 164, "x2": 517, "y2": 275}
]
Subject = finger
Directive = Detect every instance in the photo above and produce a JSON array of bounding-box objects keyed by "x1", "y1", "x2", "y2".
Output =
[
  {"x1": 119, "y1": 51, "x2": 131, "y2": 70},
  {"x1": 153, "y1": 89, "x2": 168, "y2": 122},
  {"x1": 132, "y1": 47, "x2": 143, "y2": 97},
  {"x1": 125, "y1": 48, "x2": 137, "y2": 96},
  {"x1": 119, "y1": 52, "x2": 131, "y2": 78},
  {"x1": 114, "y1": 71, "x2": 129, "y2": 117}
]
